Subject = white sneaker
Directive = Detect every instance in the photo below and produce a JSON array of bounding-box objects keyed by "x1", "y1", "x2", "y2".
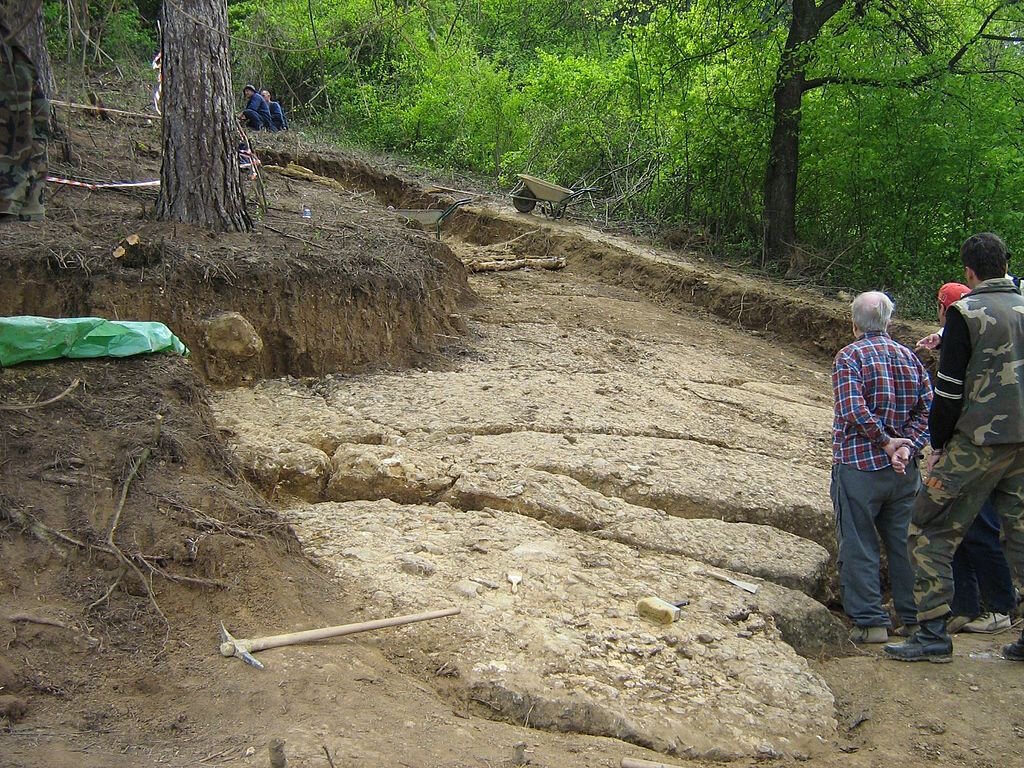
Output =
[{"x1": 963, "y1": 612, "x2": 1011, "y2": 633}]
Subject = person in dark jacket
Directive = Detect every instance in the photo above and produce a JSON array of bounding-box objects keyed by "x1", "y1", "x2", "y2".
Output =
[
  {"x1": 239, "y1": 85, "x2": 273, "y2": 131},
  {"x1": 261, "y1": 89, "x2": 288, "y2": 131},
  {"x1": 884, "y1": 232, "x2": 1024, "y2": 663}
]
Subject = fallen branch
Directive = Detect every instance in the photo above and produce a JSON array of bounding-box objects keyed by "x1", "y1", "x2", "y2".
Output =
[
  {"x1": 50, "y1": 99, "x2": 156, "y2": 122},
  {"x1": 0, "y1": 379, "x2": 81, "y2": 411},
  {"x1": 425, "y1": 184, "x2": 478, "y2": 198},
  {"x1": 263, "y1": 163, "x2": 345, "y2": 192},
  {"x1": 156, "y1": 494, "x2": 267, "y2": 540},
  {"x1": 495, "y1": 229, "x2": 542, "y2": 248},
  {"x1": 465, "y1": 256, "x2": 566, "y2": 273}
]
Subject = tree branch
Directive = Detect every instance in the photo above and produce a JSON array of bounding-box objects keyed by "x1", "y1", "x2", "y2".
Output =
[
  {"x1": 805, "y1": 0, "x2": 1024, "y2": 92},
  {"x1": 946, "y1": 1, "x2": 1014, "y2": 71}
]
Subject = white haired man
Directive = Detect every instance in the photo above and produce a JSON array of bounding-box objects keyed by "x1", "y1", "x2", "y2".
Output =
[{"x1": 832, "y1": 291, "x2": 933, "y2": 644}]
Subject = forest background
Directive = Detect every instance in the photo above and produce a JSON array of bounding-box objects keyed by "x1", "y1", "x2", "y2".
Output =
[{"x1": 40, "y1": 0, "x2": 1024, "y2": 314}]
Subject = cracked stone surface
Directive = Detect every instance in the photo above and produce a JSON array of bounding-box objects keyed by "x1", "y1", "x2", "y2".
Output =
[
  {"x1": 210, "y1": 266, "x2": 846, "y2": 759},
  {"x1": 287, "y1": 499, "x2": 837, "y2": 760}
]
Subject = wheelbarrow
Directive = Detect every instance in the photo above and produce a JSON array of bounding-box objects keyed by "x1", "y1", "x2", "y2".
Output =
[
  {"x1": 391, "y1": 197, "x2": 471, "y2": 239},
  {"x1": 510, "y1": 174, "x2": 600, "y2": 219}
]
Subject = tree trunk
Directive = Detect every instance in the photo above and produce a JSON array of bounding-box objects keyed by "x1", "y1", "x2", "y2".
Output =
[
  {"x1": 762, "y1": 1, "x2": 846, "y2": 273},
  {"x1": 4, "y1": 0, "x2": 56, "y2": 98},
  {"x1": 156, "y1": 0, "x2": 251, "y2": 231},
  {"x1": 763, "y1": 55, "x2": 805, "y2": 272}
]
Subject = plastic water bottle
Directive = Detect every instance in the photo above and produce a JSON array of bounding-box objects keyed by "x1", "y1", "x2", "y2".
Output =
[{"x1": 301, "y1": 205, "x2": 312, "y2": 222}]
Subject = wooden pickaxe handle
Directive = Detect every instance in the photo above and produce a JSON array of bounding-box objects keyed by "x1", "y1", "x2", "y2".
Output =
[{"x1": 220, "y1": 606, "x2": 460, "y2": 658}]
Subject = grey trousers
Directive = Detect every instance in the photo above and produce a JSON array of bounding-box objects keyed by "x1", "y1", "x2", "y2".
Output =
[{"x1": 831, "y1": 462, "x2": 920, "y2": 627}]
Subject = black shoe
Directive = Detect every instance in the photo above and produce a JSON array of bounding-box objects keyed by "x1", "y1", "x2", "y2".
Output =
[
  {"x1": 1002, "y1": 632, "x2": 1024, "y2": 661},
  {"x1": 884, "y1": 618, "x2": 953, "y2": 663}
]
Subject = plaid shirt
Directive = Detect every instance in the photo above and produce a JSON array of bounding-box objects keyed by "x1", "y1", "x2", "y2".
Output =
[{"x1": 832, "y1": 332, "x2": 932, "y2": 471}]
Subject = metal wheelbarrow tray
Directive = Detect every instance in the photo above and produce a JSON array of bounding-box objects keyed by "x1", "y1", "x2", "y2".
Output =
[
  {"x1": 391, "y1": 197, "x2": 471, "y2": 239},
  {"x1": 510, "y1": 174, "x2": 599, "y2": 219}
]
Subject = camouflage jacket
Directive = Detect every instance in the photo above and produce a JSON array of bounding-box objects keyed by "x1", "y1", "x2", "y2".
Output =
[{"x1": 951, "y1": 277, "x2": 1024, "y2": 445}]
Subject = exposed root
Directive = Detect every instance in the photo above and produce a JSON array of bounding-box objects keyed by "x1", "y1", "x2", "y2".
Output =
[
  {"x1": 8, "y1": 613, "x2": 68, "y2": 629},
  {"x1": 0, "y1": 378, "x2": 81, "y2": 411},
  {"x1": 87, "y1": 571, "x2": 124, "y2": 612}
]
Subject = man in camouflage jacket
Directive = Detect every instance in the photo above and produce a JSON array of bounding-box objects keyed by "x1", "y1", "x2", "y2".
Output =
[
  {"x1": 886, "y1": 232, "x2": 1024, "y2": 663},
  {"x1": 0, "y1": 18, "x2": 47, "y2": 222}
]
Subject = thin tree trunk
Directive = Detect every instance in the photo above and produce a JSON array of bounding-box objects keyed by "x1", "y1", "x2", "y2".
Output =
[{"x1": 156, "y1": 0, "x2": 251, "y2": 231}]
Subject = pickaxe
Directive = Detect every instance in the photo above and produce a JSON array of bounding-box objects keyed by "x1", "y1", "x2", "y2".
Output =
[{"x1": 219, "y1": 606, "x2": 461, "y2": 669}]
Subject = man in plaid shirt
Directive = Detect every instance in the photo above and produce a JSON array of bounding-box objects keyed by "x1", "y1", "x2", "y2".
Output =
[{"x1": 832, "y1": 291, "x2": 932, "y2": 644}]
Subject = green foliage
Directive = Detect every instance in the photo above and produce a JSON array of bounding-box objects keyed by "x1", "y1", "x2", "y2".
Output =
[
  {"x1": 48, "y1": 0, "x2": 1024, "y2": 315},
  {"x1": 43, "y1": 1, "x2": 156, "y2": 63}
]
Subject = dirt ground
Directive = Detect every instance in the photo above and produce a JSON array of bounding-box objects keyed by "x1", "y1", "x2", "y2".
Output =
[{"x1": 1, "y1": 111, "x2": 1022, "y2": 767}]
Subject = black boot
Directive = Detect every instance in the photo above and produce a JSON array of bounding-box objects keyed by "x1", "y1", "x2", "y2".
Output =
[
  {"x1": 883, "y1": 617, "x2": 953, "y2": 663},
  {"x1": 1002, "y1": 630, "x2": 1024, "y2": 661}
]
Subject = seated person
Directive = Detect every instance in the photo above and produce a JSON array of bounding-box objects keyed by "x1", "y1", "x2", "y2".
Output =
[
  {"x1": 261, "y1": 89, "x2": 288, "y2": 131},
  {"x1": 239, "y1": 85, "x2": 273, "y2": 131}
]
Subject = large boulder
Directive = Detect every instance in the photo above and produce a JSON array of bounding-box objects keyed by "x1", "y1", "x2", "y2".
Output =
[
  {"x1": 228, "y1": 439, "x2": 330, "y2": 501},
  {"x1": 327, "y1": 444, "x2": 456, "y2": 504},
  {"x1": 201, "y1": 311, "x2": 263, "y2": 384}
]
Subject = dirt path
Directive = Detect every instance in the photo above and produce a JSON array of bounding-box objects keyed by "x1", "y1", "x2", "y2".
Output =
[{"x1": 212, "y1": 218, "x2": 1024, "y2": 765}]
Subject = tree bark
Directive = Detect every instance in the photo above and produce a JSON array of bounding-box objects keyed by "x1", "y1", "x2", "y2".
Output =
[
  {"x1": 3, "y1": 0, "x2": 56, "y2": 98},
  {"x1": 763, "y1": 1, "x2": 847, "y2": 273},
  {"x1": 156, "y1": 0, "x2": 252, "y2": 231}
]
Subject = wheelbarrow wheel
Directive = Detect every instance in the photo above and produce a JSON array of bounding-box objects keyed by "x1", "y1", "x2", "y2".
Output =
[{"x1": 512, "y1": 186, "x2": 537, "y2": 213}]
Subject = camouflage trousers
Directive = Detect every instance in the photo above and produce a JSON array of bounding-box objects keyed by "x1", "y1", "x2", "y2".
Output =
[
  {"x1": 0, "y1": 42, "x2": 47, "y2": 221},
  {"x1": 910, "y1": 432, "x2": 1024, "y2": 622}
]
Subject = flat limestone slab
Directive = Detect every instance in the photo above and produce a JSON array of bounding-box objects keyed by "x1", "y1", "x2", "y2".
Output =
[
  {"x1": 464, "y1": 432, "x2": 835, "y2": 553},
  {"x1": 446, "y1": 466, "x2": 832, "y2": 599},
  {"x1": 598, "y1": 515, "x2": 830, "y2": 600},
  {"x1": 285, "y1": 499, "x2": 837, "y2": 760}
]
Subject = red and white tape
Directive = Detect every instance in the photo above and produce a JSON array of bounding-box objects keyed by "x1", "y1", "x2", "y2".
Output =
[{"x1": 46, "y1": 176, "x2": 161, "y2": 190}]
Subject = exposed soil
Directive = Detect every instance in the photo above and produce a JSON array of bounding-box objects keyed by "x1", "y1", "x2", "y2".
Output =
[
  {"x1": 0, "y1": 111, "x2": 1020, "y2": 768},
  {"x1": 1, "y1": 123, "x2": 469, "y2": 385}
]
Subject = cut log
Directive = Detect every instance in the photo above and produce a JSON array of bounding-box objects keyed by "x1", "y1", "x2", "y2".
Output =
[
  {"x1": 263, "y1": 163, "x2": 346, "y2": 192},
  {"x1": 112, "y1": 233, "x2": 141, "y2": 259},
  {"x1": 465, "y1": 256, "x2": 566, "y2": 273},
  {"x1": 112, "y1": 233, "x2": 161, "y2": 268}
]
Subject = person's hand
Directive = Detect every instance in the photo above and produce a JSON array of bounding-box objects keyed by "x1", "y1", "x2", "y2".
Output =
[
  {"x1": 883, "y1": 437, "x2": 912, "y2": 459},
  {"x1": 891, "y1": 445, "x2": 912, "y2": 475},
  {"x1": 926, "y1": 449, "x2": 944, "y2": 474},
  {"x1": 916, "y1": 332, "x2": 941, "y2": 351}
]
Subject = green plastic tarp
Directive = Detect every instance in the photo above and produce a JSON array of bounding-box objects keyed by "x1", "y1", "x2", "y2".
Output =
[{"x1": 0, "y1": 316, "x2": 189, "y2": 367}]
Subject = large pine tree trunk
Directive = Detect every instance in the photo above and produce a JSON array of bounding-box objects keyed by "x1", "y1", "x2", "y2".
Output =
[
  {"x1": 4, "y1": 0, "x2": 56, "y2": 97},
  {"x1": 156, "y1": 0, "x2": 251, "y2": 231}
]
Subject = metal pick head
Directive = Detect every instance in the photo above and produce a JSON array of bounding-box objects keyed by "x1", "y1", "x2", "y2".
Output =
[
  {"x1": 236, "y1": 647, "x2": 264, "y2": 670},
  {"x1": 219, "y1": 622, "x2": 265, "y2": 670}
]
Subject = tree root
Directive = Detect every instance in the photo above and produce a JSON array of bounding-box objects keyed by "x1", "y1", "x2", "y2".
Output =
[
  {"x1": 0, "y1": 378, "x2": 81, "y2": 411},
  {"x1": 2, "y1": 415, "x2": 227, "y2": 628}
]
